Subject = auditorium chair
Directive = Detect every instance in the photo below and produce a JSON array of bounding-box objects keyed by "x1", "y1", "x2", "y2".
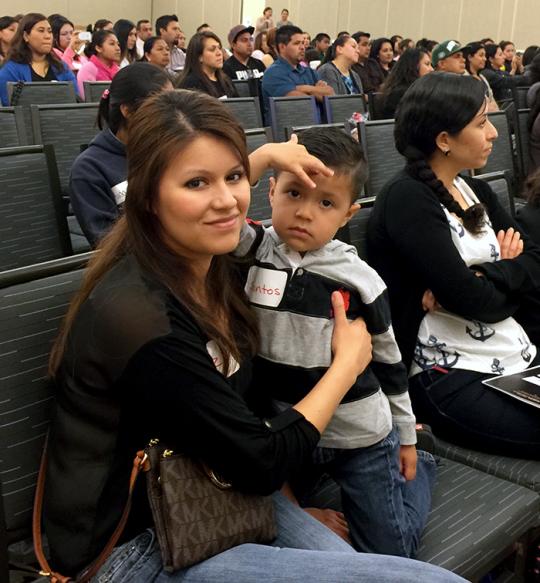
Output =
[
  {"x1": 323, "y1": 94, "x2": 366, "y2": 124},
  {"x1": 367, "y1": 92, "x2": 386, "y2": 120},
  {"x1": 0, "y1": 253, "x2": 92, "y2": 582},
  {"x1": 0, "y1": 145, "x2": 72, "y2": 271},
  {"x1": 7, "y1": 82, "x2": 77, "y2": 144},
  {"x1": 516, "y1": 108, "x2": 531, "y2": 180},
  {"x1": 284, "y1": 122, "x2": 346, "y2": 140},
  {"x1": 0, "y1": 107, "x2": 26, "y2": 148},
  {"x1": 475, "y1": 170, "x2": 515, "y2": 215},
  {"x1": 83, "y1": 80, "x2": 111, "y2": 103},
  {"x1": 222, "y1": 97, "x2": 264, "y2": 130},
  {"x1": 245, "y1": 128, "x2": 273, "y2": 220},
  {"x1": 268, "y1": 96, "x2": 320, "y2": 141}
]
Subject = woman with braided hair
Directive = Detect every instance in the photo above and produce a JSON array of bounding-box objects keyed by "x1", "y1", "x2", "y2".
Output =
[{"x1": 367, "y1": 72, "x2": 540, "y2": 458}]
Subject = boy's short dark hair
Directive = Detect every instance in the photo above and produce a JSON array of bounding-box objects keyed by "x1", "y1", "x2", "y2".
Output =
[
  {"x1": 314, "y1": 33, "x2": 331, "y2": 43},
  {"x1": 155, "y1": 14, "x2": 178, "y2": 35},
  {"x1": 275, "y1": 25, "x2": 303, "y2": 49},
  {"x1": 297, "y1": 127, "x2": 368, "y2": 201}
]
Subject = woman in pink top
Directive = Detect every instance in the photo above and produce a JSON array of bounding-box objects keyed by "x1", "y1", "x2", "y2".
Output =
[
  {"x1": 50, "y1": 15, "x2": 88, "y2": 73},
  {"x1": 77, "y1": 29, "x2": 121, "y2": 99}
]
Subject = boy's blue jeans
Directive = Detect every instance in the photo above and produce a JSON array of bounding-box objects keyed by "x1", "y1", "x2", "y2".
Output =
[
  {"x1": 313, "y1": 427, "x2": 437, "y2": 557},
  {"x1": 90, "y1": 491, "x2": 464, "y2": 583}
]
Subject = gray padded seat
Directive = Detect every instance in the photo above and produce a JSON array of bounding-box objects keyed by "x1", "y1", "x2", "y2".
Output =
[
  {"x1": 359, "y1": 119, "x2": 405, "y2": 196},
  {"x1": 285, "y1": 122, "x2": 346, "y2": 141},
  {"x1": 480, "y1": 111, "x2": 517, "y2": 183},
  {"x1": 475, "y1": 170, "x2": 515, "y2": 215},
  {"x1": 347, "y1": 199, "x2": 374, "y2": 259},
  {"x1": 517, "y1": 108, "x2": 531, "y2": 178},
  {"x1": 0, "y1": 255, "x2": 90, "y2": 582},
  {"x1": 0, "y1": 146, "x2": 71, "y2": 270},
  {"x1": 7, "y1": 82, "x2": 77, "y2": 144},
  {"x1": 222, "y1": 97, "x2": 263, "y2": 130},
  {"x1": 514, "y1": 86, "x2": 530, "y2": 110},
  {"x1": 83, "y1": 80, "x2": 111, "y2": 102},
  {"x1": 434, "y1": 438, "x2": 540, "y2": 493},
  {"x1": 324, "y1": 94, "x2": 366, "y2": 124},
  {"x1": 269, "y1": 96, "x2": 319, "y2": 142},
  {"x1": 245, "y1": 128, "x2": 272, "y2": 220},
  {"x1": 303, "y1": 458, "x2": 540, "y2": 581},
  {"x1": 232, "y1": 79, "x2": 252, "y2": 98},
  {"x1": 30, "y1": 103, "x2": 100, "y2": 195},
  {"x1": 0, "y1": 107, "x2": 26, "y2": 148}
]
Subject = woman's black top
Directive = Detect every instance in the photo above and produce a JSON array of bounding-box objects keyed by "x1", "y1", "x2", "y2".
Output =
[{"x1": 179, "y1": 71, "x2": 238, "y2": 98}]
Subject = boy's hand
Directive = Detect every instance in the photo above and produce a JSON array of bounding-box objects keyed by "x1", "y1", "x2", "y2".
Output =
[
  {"x1": 400, "y1": 445, "x2": 417, "y2": 481},
  {"x1": 304, "y1": 508, "x2": 351, "y2": 544}
]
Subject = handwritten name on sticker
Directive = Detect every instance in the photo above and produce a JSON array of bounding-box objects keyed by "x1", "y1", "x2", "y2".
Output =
[{"x1": 245, "y1": 266, "x2": 287, "y2": 308}]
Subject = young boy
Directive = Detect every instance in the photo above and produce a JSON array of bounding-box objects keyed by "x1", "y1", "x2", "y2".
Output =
[{"x1": 236, "y1": 127, "x2": 436, "y2": 557}]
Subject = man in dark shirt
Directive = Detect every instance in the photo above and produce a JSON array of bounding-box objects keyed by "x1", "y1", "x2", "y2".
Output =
[
  {"x1": 223, "y1": 24, "x2": 266, "y2": 89},
  {"x1": 351, "y1": 31, "x2": 374, "y2": 93}
]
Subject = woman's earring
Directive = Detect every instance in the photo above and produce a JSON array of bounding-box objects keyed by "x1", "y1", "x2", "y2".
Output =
[{"x1": 444, "y1": 149, "x2": 450, "y2": 157}]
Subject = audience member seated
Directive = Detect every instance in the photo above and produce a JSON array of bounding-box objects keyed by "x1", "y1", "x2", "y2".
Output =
[
  {"x1": 177, "y1": 31, "x2": 237, "y2": 98},
  {"x1": 482, "y1": 43, "x2": 529, "y2": 103},
  {"x1": 463, "y1": 42, "x2": 498, "y2": 111},
  {"x1": 0, "y1": 12, "x2": 77, "y2": 105},
  {"x1": 500, "y1": 40, "x2": 522, "y2": 74},
  {"x1": 431, "y1": 40, "x2": 466, "y2": 74},
  {"x1": 313, "y1": 32, "x2": 331, "y2": 61},
  {"x1": 135, "y1": 19, "x2": 152, "y2": 59},
  {"x1": 0, "y1": 16, "x2": 18, "y2": 65},
  {"x1": 317, "y1": 34, "x2": 363, "y2": 95},
  {"x1": 255, "y1": 6, "x2": 274, "y2": 37},
  {"x1": 517, "y1": 168, "x2": 540, "y2": 245},
  {"x1": 88, "y1": 19, "x2": 113, "y2": 33},
  {"x1": 416, "y1": 38, "x2": 438, "y2": 55},
  {"x1": 351, "y1": 31, "x2": 375, "y2": 93},
  {"x1": 223, "y1": 24, "x2": 265, "y2": 91},
  {"x1": 527, "y1": 54, "x2": 540, "y2": 108},
  {"x1": 380, "y1": 48, "x2": 432, "y2": 119},
  {"x1": 365, "y1": 37, "x2": 394, "y2": 92},
  {"x1": 155, "y1": 14, "x2": 185, "y2": 75},
  {"x1": 114, "y1": 19, "x2": 137, "y2": 67},
  {"x1": 527, "y1": 73, "x2": 540, "y2": 174},
  {"x1": 77, "y1": 30, "x2": 120, "y2": 100},
  {"x1": 142, "y1": 36, "x2": 170, "y2": 72},
  {"x1": 276, "y1": 8, "x2": 293, "y2": 28},
  {"x1": 261, "y1": 25, "x2": 333, "y2": 119},
  {"x1": 70, "y1": 63, "x2": 172, "y2": 247},
  {"x1": 522, "y1": 45, "x2": 540, "y2": 70},
  {"x1": 50, "y1": 14, "x2": 88, "y2": 73},
  {"x1": 252, "y1": 29, "x2": 272, "y2": 65},
  {"x1": 44, "y1": 86, "x2": 466, "y2": 583},
  {"x1": 367, "y1": 72, "x2": 540, "y2": 458},
  {"x1": 391, "y1": 34, "x2": 403, "y2": 58}
]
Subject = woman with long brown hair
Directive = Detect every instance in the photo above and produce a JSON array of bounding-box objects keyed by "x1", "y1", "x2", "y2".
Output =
[
  {"x1": 42, "y1": 88, "x2": 464, "y2": 583},
  {"x1": 177, "y1": 31, "x2": 237, "y2": 98},
  {"x1": 0, "y1": 12, "x2": 77, "y2": 105}
]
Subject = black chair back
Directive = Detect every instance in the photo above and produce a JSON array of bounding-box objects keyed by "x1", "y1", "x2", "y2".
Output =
[
  {"x1": 367, "y1": 92, "x2": 386, "y2": 120},
  {"x1": 269, "y1": 96, "x2": 320, "y2": 141},
  {"x1": 324, "y1": 94, "x2": 366, "y2": 124},
  {"x1": 479, "y1": 111, "x2": 518, "y2": 188},
  {"x1": 0, "y1": 107, "x2": 26, "y2": 148},
  {"x1": 0, "y1": 254, "x2": 90, "y2": 580},
  {"x1": 83, "y1": 81, "x2": 111, "y2": 103},
  {"x1": 516, "y1": 108, "x2": 531, "y2": 179},
  {"x1": 359, "y1": 119, "x2": 405, "y2": 196},
  {"x1": 222, "y1": 97, "x2": 263, "y2": 130},
  {"x1": 513, "y1": 86, "x2": 530, "y2": 110},
  {"x1": 0, "y1": 145, "x2": 72, "y2": 270},
  {"x1": 245, "y1": 129, "x2": 273, "y2": 220},
  {"x1": 475, "y1": 170, "x2": 515, "y2": 216},
  {"x1": 347, "y1": 196, "x2": 375, "y2": 259},
  {"x1": 31, "y1": 104, "x2": 100, "y2": 195},
  {"x1": 285, "y1": 122, "x2": 346, "y2": 141}
]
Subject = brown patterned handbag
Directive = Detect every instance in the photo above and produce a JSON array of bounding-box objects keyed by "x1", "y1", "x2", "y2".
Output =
[
  {"x1": 145, "y1": 439, "x2": 277, "y2": 571},
  {"x1": 33, "y1": 438, "x2": 276, "y2": 581}
]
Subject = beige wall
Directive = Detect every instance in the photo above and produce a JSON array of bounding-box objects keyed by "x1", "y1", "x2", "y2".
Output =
[{"x1": 10, "y1": 1, "x2": 540, "y2": 47}]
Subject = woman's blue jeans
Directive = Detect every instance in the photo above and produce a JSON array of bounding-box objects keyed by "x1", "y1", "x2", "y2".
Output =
[{"x1": 90, "y1": 492, "x2": 466, "y2": 583}]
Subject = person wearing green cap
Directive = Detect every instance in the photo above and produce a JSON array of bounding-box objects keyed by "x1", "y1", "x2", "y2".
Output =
[{"x1": 431, "y1": 40, "x2": 466, "y2": 74}]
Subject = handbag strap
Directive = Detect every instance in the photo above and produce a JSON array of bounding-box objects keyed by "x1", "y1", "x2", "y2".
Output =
[{"x1": 32, "y1": 437, "x2": 148, "y2": 583}]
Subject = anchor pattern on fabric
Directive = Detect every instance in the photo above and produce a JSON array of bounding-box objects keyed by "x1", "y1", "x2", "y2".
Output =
[
  {"x1": 491, "y1": 358, "x2": 505, "y2": 374},
  {"x1": 518, "y1": 337, "x2": 532, "y2": 363},
  {"x1": 449, "y1": 221, "x2": 465, "y2": 238},
  {"x1": 465, "y1": 320, "x2": 495, "y2": 342},
  {"x1": 489, "y1": 244, "x2": 499, "y2": 261},
  {"x1": 414, "y1": 335, "x2": 461, "y2": 370}
]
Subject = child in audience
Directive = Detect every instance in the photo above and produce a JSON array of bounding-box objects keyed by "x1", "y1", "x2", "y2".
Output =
[{"x1": 236, "y1": 127, "x2": 436, "y2": 558}]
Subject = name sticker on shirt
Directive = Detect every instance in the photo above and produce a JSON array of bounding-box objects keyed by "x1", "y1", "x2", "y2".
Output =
[
  {"x1": 245, "y1": 266, "x2": 286, "y2": 308},
  {"x1": 111, "y1": 180, "x2": 128, "y2": 206},
  {"x1": 206, "y1": 340, "x2": 240, "y2": 377}
]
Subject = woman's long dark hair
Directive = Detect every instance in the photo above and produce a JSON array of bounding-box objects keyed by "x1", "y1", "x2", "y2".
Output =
[
  {"x1": 7, "y1": 12, "x2": 63, "y2": 69},
  {"x1": 320, "y1": 34, "x2": 352, "y2": 65},
  {"x1": 483, "y1": 43, "x2": 500, "y2": 70},
  {"x1": 98, "y1": 62, "x2": 170, "y2": 132},
  {"x1": 84, "y1": 29, "x2": 116, "y2": 59},
  {"x1": 113, "y1": 19, "x2": 137, "y2": 64},
  {"x1": 49, "y1": 14, "x2": 73, "y2": 52},
  {"x1": 369, "y1": 37, "x2": 392, "y2": 63},
  {"x1": 463, "y1": 42, "x2": 484, "y2": 74},
  {"x1": 381, "y1": 48, "x2": 428, "y2": 96},
  {"x1": 395, "y1": 72, "x2": 489, "y2": 234},
  {"x1": 176, "y1": 31, "x2": 234, "y2": 98},
  {"x1": 0, "y1": 16, "x2": 17, "y2": 59},
  {"x1": 522, "y1": 167, "x2": 540, "y2": 207},
  {"x1": 50, "y1": 89, "x2": 258, "y2": 376}
]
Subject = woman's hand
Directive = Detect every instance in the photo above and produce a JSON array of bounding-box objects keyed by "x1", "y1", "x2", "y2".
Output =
[
  {"x1": 304, "y1": 508, "x2": 351, "y2": 544},
  {"x1": 497, "y1": 227, "x2": 523, "y2": 259},
  {"x1": 69, "y1": 31, "x2": 85, "y2": 52},
  {"x1": 331, "y1": 291, "x2": 372, "y2": 378},
  {"x1": 422, "y1": 289, "x2": 440, "y2": 312},
  {"x1": 399, "y1": 445, "x2": 417, "y2": 481},
  {"x1": 248, "y1": 134, "x2": 334, "y2": 188}
]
